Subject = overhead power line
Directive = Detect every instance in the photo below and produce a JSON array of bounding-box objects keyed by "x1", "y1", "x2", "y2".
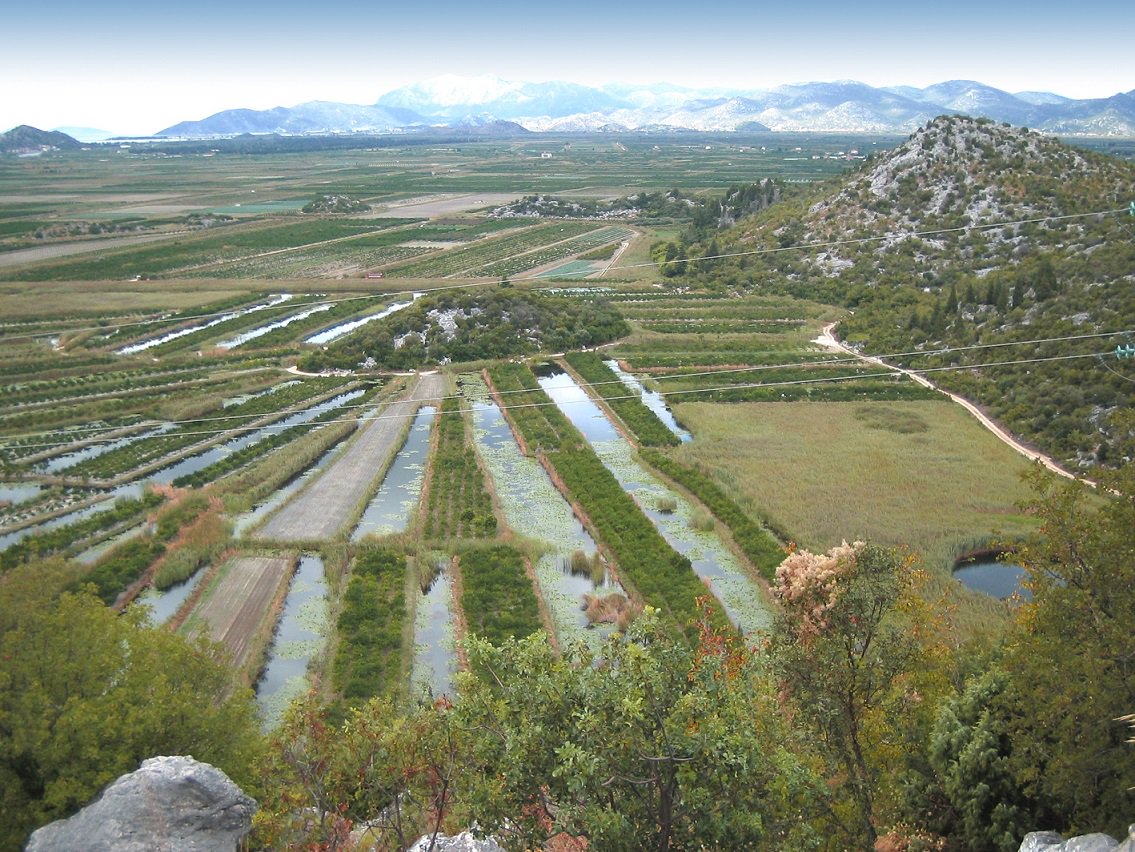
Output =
[
  {"x1": 4, "y1": 334, "x2": 1129, "y2": 453},
  {"x1": 607, "y1": 207, "x2": 1130, "y2": 270},
  {"x1": 2, "y1": 207, "x2": 1126, "y2": 344}
]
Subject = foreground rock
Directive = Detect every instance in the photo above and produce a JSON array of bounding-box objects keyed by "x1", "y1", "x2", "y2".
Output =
[
  {"x1": 25, "y1": 756, "x2": 256, "y2": 851},
  {"x1": 408, "y1": 832, "x2": 505, "y2": 851},
  {"x1": 1019, "y1": 825, "x2": 1135, "y2": 852}
]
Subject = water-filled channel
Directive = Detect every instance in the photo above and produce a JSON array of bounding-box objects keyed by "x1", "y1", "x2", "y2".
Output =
[
  {"x1": 143, "y1": 388, "x2": 364, "y2": 487},
  {"x1": 0, "y1": 482, "x2": 45, "y2": 506},
  {"x1": 463, "y1": 374, "x2": 622, "y2": 648},
  {"x1": 39, "y1": 424, "x2": 176, "y2": 474},
  {"x1": 218, "y1": 303, "x2": 334, "y2": 349},
  {"x1": 117, "y1": 294, "x2": 293, "y2": 355},
  {"x1": 412, "y1": 556, "x2": 458, "y2": 698},
  {"x1": 604, "y1": 359, "x2": 691, "y2": 442},
  {"x1": 305, "y1": 294, "x2": 422, "y2": 346},
  {"x1": 351, "y1": 406, "x2": 435, "y2": 541},
  {"x1": 536, "y1": 368, "x2": 771, "y2": 634},
  {"x1": 256, "y1": 554, "x2": 330, "y2": 728},
  {"x1": 136, "y1": 564, "x2": 208, "y2": 624}
]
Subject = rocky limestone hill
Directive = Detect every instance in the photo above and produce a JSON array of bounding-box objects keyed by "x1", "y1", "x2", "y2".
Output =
[
  {"x1": 706, "y1": 116, "x2": 1135, "y2": 467},
  {"x1": 793, "y1": 115, "x2": 1129, "y2": 278}
]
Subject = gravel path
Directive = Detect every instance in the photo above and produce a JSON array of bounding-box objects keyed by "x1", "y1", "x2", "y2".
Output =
[
  {"x1": 255, "y1": 372, "x2": 445, "y2": 541},
  {"x1": 815, "y1": 322, "x2": 1085, "y2": 483}
]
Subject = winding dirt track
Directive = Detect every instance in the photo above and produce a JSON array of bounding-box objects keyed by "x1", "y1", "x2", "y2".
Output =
[
  {"x1": 816, "y1": 322, "x2": 1085, "y2": 482},
  {"x1": 255, "y1": 372, "x2": 445, "y2": 541}
]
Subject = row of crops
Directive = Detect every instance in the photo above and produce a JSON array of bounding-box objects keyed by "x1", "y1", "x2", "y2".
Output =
[
  {"x1": 486, "y1": 361, "x2": 721, "y2": 640},
  {"x1": 384, "y1": 221, "x2": 606, "y2": 278},
  {"x1": 334, "y1": 548, "x2": 408, "y2": 702},
  {"x1": 472, "y1": 225, "x2": 635, "y2": 279},
  {"x1": 421, "y1": 398, "x2": 497, "y2": 541},
  {"x1": 5, "y1": 218, "x2": 422, "y2": 282}
]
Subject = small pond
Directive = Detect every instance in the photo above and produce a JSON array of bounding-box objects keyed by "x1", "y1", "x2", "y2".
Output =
[{"x1": 954, "y1": 558, "x2": 1032, "y2": 600}]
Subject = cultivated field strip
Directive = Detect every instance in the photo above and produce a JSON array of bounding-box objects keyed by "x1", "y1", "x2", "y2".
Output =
[
  {"x1": 256, "y1": 372, "x2": 445, "y2": 541},
  {"x1": 186, "y1": 555, "x2": 292, "y2": 669},
  {"x1": 382, "y1": 221, "x2": 602, "y2": 278}
]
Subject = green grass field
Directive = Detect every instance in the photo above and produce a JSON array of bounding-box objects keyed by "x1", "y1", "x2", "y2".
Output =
[{"x1": 669, "y1": 399, "x2": 1042, "y2": 572}]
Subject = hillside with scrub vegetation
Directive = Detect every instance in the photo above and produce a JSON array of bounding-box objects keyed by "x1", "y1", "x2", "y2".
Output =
[{"x1": 654, "y1": 115, "x2": 1135, "y2": 470}]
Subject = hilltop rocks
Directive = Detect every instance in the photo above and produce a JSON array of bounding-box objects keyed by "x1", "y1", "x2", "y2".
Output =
[
  {"x1": 301, "y1": 194, "x2": 370, "y2": 214},
  {"x1": 25, "y1": 756, "x2": 255, "y2": 851}
]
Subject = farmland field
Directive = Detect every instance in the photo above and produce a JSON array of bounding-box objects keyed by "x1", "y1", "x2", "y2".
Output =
[
  {"x1": 180, "y1": 555, "x2": 294, "y2": 673},
  {"x1": 669, "y1": 400, "x2": 1040, "y2": 576},
  {"x1": 0, "y1": 130, "x2": 1060, "y2": 713}
]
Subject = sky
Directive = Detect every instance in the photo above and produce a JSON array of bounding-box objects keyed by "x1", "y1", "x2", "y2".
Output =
[{"x1": 5, "y1": 0, "x2": 1132, "y2": 136}]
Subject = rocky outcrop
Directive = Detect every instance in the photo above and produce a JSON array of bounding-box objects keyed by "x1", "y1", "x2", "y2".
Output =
[
  {"x1": 25, "y1": 756, "x2": 256, "y2": 852},
  {"x1": 1019, "y1": 825, "x2": 1135, "y2": 852}
]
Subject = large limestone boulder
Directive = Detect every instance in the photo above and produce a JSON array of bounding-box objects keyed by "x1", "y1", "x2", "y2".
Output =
[
  {"x1": 1020, "y1": 825, "x2": 1135, "y2": 852},
  {"x1": 25, "y1": 755, "x2": 256, "y2": 852}
]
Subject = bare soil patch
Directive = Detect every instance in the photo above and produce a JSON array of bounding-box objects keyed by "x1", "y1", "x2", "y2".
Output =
[
  {"x1": 256, "y1": 372, "x2": 446, "y2": 541},
  {"x1": 371, "y1": 193, "x2": 517, "y2": 219},
  {"x1": 185, "y1": 555, "x2": 292, "y2": 669}
]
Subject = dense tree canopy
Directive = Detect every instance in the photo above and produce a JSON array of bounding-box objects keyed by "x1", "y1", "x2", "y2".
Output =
[{"x1": 0, "y1": 572, "x2": 262, "y2": 850}]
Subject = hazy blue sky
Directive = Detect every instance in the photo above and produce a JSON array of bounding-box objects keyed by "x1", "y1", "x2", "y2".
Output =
[{"x1": 5, "y1": 0, "x2": 1131, "y2": 134}]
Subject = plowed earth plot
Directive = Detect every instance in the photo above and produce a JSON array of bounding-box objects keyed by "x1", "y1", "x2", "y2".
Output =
[
  {"x1": 256, "y1": 373, "x2": 445, "y2": 541},
  {"x1": 187, "y1": 556, "x2": 292, "y2": 669}
]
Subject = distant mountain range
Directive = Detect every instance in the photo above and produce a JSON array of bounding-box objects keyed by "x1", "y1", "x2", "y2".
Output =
[{"x1": 155, "y1": 75, "x2": 1135, "y2": 138}]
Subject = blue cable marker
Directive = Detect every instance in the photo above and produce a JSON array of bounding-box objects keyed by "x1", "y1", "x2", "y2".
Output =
[{"x1": 1117, "y1": 343, "x2": 1135, "y2": 359}]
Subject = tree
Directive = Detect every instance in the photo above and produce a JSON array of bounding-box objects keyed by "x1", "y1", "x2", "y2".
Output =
[
  {"x1": 0, "y1": 581, "x2": 262, "y2": 849},
  {"x1": 456, "y1": 607, "x2": 820, "y2": 851},
  {"x1": 915, "y1": 667, "x2": 1033, "y2": 851},
  {"x1": 996, "y1": 463, "x2": 1135, "y2": 836},
  {"x1": 767, "y1": 542, "x2": 948, "y2": 848},
  {"x1": 254, "y1": 693, "x2": 462, "y2": 851}
]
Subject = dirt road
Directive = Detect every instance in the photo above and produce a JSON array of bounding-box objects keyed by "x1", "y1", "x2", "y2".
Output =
[
  {"x1": 255, "y1": 372, "x2": 445, "y2": 541},
  {"x1": 815, "y1": 322, "x2": 1083, "y2": 482},
  {"x1": 187, "y1": 555, "x2": 292, "y2": 669}
]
